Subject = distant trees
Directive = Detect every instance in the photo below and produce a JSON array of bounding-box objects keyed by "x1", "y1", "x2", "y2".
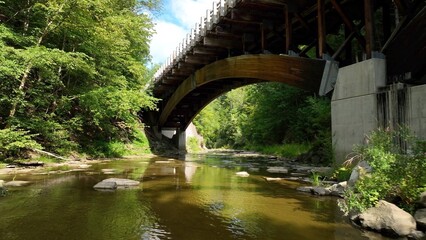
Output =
[
  {"x1": 193, "y1": 83, "x2": 332, "y2": 163},
  {"x1": 0, "y1": 0, "x2": 159, "y2": 158}
]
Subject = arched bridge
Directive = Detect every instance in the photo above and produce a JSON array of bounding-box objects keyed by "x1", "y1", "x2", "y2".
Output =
[{"x1": 144, "y1": 0, "x2": 425, "y2": 143}]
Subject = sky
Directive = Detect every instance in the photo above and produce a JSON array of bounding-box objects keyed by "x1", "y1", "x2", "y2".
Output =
[{"x1": 149, "y1": 0, "x2": 214, "y2": 65}]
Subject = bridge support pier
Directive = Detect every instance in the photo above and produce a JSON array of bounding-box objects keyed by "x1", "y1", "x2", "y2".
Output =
[
  {"x1": 177, "y1": 129, "x2": 186, "y2": 151},
  {"x1": 331, "y1": 58, "x2": 386, "y2": 163}
]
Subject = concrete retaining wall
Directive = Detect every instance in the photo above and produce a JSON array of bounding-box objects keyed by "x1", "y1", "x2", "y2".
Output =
[
  {"x1": 332, "y1": 58, "x2": 426, "y2": 163},
  {"x1": 331, "y1": 58, "x2": 386, "y2": 163}
]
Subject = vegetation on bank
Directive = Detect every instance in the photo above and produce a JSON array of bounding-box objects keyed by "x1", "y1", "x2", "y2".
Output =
[
  {"x1": 193, "y1": 83, "x2": 333, "y2": 164},
  {"x1": 0, "y1": 0, "x2": 159, "y2": 161},
  {"x1": 339, "y1": 127, "x2": 426, "y2": 214}
]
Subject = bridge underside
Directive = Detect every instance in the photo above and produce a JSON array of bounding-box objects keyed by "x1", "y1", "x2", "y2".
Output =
[
  {"x1": 144, "y1": 0, "x2": 425, "y2": 144},
  {"x1": 149, "y1": 54, "x2": 326, "y2": 130}
]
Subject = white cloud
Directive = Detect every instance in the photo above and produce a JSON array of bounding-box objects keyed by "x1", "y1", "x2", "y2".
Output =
[
  {"x1": 150, "y1": 0, "x2": 215, "y2": 64},
  {"x1": 171, "y1": 0, "x2": 214, "y2": 29},
  {"x1": 150, "y1": 20, "x2": 187, "y2": 65}
]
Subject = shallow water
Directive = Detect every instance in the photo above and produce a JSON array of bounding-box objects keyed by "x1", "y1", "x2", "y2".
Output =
[{"x1": 0, "y1": 152, "x2": 388, "y2": 240}]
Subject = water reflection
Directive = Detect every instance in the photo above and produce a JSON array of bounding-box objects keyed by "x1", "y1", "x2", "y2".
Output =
[{"x1": 0, "y1": 153, "x2": 389, "y2": 240}]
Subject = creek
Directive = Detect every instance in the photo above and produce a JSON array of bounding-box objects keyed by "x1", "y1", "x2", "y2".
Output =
[{"x1": 0, "y1": 151, "x2": 388, "y2": 240}]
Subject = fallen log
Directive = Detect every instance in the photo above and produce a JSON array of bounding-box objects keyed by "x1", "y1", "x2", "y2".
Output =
[{"x1": 32, "y1": 148, "x2": 71, "y2": 161}]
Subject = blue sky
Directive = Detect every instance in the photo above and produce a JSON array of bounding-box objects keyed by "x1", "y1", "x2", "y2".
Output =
[{"x1": 149, "y1": 0, "x2": 213, "y2": 65}]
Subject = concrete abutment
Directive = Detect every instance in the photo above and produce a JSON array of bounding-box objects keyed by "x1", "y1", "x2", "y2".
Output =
[{"x1": 332, "y1": 58, "x2": 426, "y2": 163}]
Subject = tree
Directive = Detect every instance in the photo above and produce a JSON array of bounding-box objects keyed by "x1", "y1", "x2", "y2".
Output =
[{"x1": 0, "y1": 0, "x2": 158, "y2": 156}]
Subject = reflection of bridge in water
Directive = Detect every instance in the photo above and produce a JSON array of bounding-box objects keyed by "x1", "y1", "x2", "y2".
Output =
[{"x1": 144, "y1": 0, "x2": 426, "y2": 161}]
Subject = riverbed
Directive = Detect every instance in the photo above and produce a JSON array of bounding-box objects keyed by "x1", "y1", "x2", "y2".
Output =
[{"x1": 0, "y1": 152, "x2": 388, "y2": 240}]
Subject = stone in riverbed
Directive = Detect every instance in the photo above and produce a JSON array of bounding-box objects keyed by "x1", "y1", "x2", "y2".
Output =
[
  {"x1": 419, "y1": 191, "x2": 426, "y2": 208},
  {"x1": 4, "y1": 181, "x2": 31, "y2": 187},
  {"x1": 414, "y1": 208, "x2": 426, "y2": 231},
  {"x1": 102, "y1": 178, "x2": 140, "y2": 187},
  {"x1": 235, "y1": 171, "x2": 249, "y2": 177},
  {"x1": 408, "y1": 230, "x2": 425, "y2": 240},
  {"x1": 266, "y1": 167, "x2": 288, "y2": 174},
  {"x1": 296, "y1": 186, "x2": 313, "y2": 193},
  {"x1": 93, "y1": 181, "x2": 117, "y2": 190},
  {"x1": 355, "y1": 200, "x2": 416, "y2": 237},
  {"x1": 101, "y1": 169, "x2": 117, "y2": 175},
  {"x1": 311, "y1": 186, "x2": 331, "y2": 196},
  {"x1": 264, "y1": 177, "x2": 283, "y2": 181},
  {"x1": 326, "y1": 181, "x2": 347, "y2": 197}
]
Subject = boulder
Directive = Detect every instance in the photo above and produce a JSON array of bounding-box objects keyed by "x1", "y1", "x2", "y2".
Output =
[
  {"x1": 311, "y1": 186, "x2": 331, "y2": 196},
  {"x1": 414, "y1": 208, "x2": 426, "y2": 231},
  {"x1": 326, "y1": 181, "x2": 347, "y2": 197},
  {"x1": 4, "y1": 181, "x2": 31, "y2": 187},
  {"x1": 419, "y1": 191, "x2": 426, "y2": 208},
  {"x1": 348, "y1": 161, "x2": 372, "y2": 186},
  {"x1": 235, "y1": 171, "x2": 250, "y2": 177},
  {"x1": 357, "y1": 200, "x2": 416, "y2": 237},
  {"x1": 93, "y1": 181, "x2": 117, "y2": 190},
  {"x1": 408, "y1": 230, "x2": 425, "y2": 240},
  {"x1": 266, "y1": 167, "x2": 288, "y2": 174}
]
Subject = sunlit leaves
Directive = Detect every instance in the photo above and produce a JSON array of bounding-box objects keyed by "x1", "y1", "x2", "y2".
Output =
[{"x1": 0, "y1": 0, "x2": 158, "y2": 156}]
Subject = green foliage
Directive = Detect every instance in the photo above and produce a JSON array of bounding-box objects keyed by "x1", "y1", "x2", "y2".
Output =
[
  {"x1": 0, "y1": 0, "x2": 158, "y2": 158},
  {"x1": 87, "y1": 141, "x2": 127, "y2": 158},
  {"x1": 310, "y1": 172, "x2": 321, "y2": 186},
  {"x1": 332, "y1": 167, "x2": 352, "y2": 182},
  {"x1": 341, "y1": 128, "x2": 426, "y2": 214},
  {"x1": 193, "y1": 82, "x2": 332, "y2": 163},
  {"x1": 127, "y1": 129, "x2": 152, "y2": 155},
  {"x1": 0, "y1": 127, "x2": 42, "y2": 160},
  {"x1": 247, "y1": 143, "x2": 311, "y2": 158},
  {"x1": 187, "y1": 137, "x2": 203, "y2": 153}
]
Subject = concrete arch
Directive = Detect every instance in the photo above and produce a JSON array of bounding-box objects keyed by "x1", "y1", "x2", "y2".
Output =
[{"x1": 159, "y1": 54, "x2": 326, "y2": 129}]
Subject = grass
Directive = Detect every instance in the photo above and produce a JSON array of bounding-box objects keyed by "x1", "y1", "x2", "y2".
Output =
[
  {"x1": 246, "y1": 143, "x2": 311, "y2": 158},
  {"x1": 311, "y1": 171, "x2": 321, "y2": 186}
]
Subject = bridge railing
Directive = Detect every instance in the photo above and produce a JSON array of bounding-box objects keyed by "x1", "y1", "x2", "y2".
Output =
[{"x1": 152, "y1": 0, "x2": 238, "y2": 84}]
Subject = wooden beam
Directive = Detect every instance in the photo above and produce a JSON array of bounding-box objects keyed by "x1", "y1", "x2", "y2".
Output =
[
  {"x1": 332, "y1": 31, "x2": 355, "y2": 59},
  {"x1": 330, "y1": 0, "x2": 366, "y2": 51},
  {"x1": 364, "y1": 0, "x2": 375, "y2": 59},
  {"x1": 317, "y1": 0, "x2": 326, "y2": 58},
  {"x1": 285, "y1": 6, "x2": 292, "y2": 53}
]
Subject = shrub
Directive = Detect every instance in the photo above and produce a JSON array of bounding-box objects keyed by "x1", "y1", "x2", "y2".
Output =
[
  {"x1": 0, "y1": 127, "x2": 42, "y2": 161},
  {"x1": 340, "y1": 128, "x2": 426, "y2": 214},
  {"x1": 187, "y1": 137, "x2": 203, "y2": 153}
]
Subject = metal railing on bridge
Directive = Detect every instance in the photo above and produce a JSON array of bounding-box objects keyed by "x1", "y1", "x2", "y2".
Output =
[{"x1": 153, "y1": 0, "x2": 237, "y2": 83}]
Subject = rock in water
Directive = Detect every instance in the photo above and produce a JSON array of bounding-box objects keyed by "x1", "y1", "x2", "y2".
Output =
[
  {"x1": 266, "y1": 167, "x2": 288, "y2": 174},
  {"x1": 0, "y1": 180, "x2": 6, "y2": 196},
  {"x1": 414, "y1": 208, "x2": 426, "y2": 231},
  {"x1": 236, "y1": 171, "x2": 250, "y2": 177},
  {"x1": 357, "y1": 200, "x2": 416, "y2": 237},
  {"x1": 102, "y1": 178, "x2": 140, "y2": 187},
  {"x1": 93, "y1": 181, "x2": 117, "y2": 190},
  {"x1": 94, "y1": 178, "x2": 140, "y2": 191},
  {"x1": 4, "y1": 181, "x2": 31, "y2": 187},
  {"x1": 326, "y1": 181, "x2": 347, "y2": 197}
]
